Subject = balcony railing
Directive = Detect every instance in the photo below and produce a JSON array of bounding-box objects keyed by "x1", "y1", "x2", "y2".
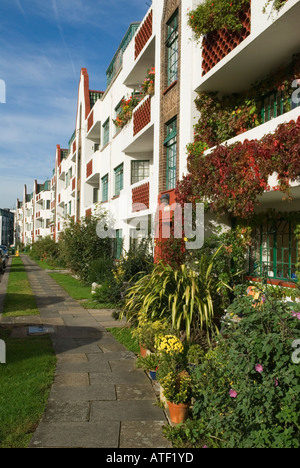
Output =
[
  {"x1": 133, "y1": 96, "x2": 152, "y2": 136},
  {"x1": 135, "y1": 9, "x2": 153, "y2": 60},
  {"x1": 202, "y1": 2, "x2": 251, "y2": 76},
  {"x1": 132, "y1": 182, "x2": 150, "y2": 213},
  {"x1": 86, "y1": 159, "x2": 93, "y2": 179}
]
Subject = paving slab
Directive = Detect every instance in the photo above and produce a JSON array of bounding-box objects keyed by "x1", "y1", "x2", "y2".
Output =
[
  {"x1": 30, "y1": 422, "x2": 120, "y2": 448},
  {"x1": 120, "y1": 421, "x2": 172, "y2": 449}
]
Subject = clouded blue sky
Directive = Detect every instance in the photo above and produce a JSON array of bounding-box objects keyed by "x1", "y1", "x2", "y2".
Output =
[{"x1": 0, "y1": 0, "x2": 150, "y2": 209}]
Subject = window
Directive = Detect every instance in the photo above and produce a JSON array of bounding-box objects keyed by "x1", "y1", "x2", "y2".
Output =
[
  {"x1": 131, "y1": 160, "x2": 150, "y2": 185},
  {"x1": 114, "y1": 229, "x2": 123, "y2": 260},
  {"x1": 261, "y1": 91, "x2": 286, "y2": 123},
  {"x1": 166, "y1": 11, "x2": 179, "y2": 86},
  {"x1": 93, "y1": 187, "x2": 99, "y2": 204},
  {"x1": 102, "y1": 175, "x2": 109, "y2": 202},
  {"x1": 69, "y1": 201, "x2": 72, "y2": 216},
  {"x1": 102, "y1": 118, "x2": 110, "y2": 147},
  {"x1": 114, "y1": 164, "x2": 124, "y2": 197},
  {"x1": 46, "y1": 200, "x2": 50, "y2": 210},
  {"x1": 249, "y1": 219, "x2": 298, "y2": 281},
  {"x1": 164, "y1": 118, "x2": 177, "y2": 190}
]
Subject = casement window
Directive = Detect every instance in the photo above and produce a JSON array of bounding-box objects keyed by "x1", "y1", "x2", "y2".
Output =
[
  {"x1": 249, "y1": 219, "x2": 298, "y2": 281},
  {"x1": 114, "y1": 164, "x2": 124, "y2": 197},
  {"x1": 102, "y1": 175, "x2": 109, "y2": 202},
  {"x1": 166, "y1": 11, "x2": 179, "y2": 86},
  {"x1": 114, "y1": 229, "x2": 123, "y2": 259},
  {"x1": 261, "y1": 91, "x2": 286, "y2": 123},
  {"x1": 164, "y1": 118, "x2": 177, "y2": 190},
  {"x1": 261, "y1": 88, "x2": 300, "y2": 124},
  {"x1": 102, "y1": 118, "x2": 110, "y2": 147},
  {"x1": 131, "y1": 160, "x2": 150, "y2": 185}
]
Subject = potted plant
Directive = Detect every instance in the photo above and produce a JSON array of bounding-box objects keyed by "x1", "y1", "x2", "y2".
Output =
[
  {"x1": 136, "y1": 354, "x2": 160, "y2": 381},
  {"x1": 132, "y1": 317, "x2": 169, "y2": 356},
  {"x1": 156, "y1": 335, "x2": 186, "y2": 410},
  {"x1": 160, "y1": 371, "x2": 192, "y2": 424}
]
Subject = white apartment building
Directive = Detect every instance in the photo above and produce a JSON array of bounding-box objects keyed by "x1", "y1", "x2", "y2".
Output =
[
  {"x1": 17, "y1": 0, "x2": 300, "y2": 285},
  {"x1": 16, "y1": 179, "x2": 52, "y2": 246}
]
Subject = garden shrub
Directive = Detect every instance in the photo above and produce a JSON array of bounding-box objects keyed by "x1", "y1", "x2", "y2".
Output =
[
  {"x1": 59, "y1": 214, "x2": 113, "y2": 283},
  {"x1": 171, "y1": 285, "x2": 300, "y2": 448},
  {"x1": 29, "y1": 237, "x2": 63, "y2": 267},
  {"x1": 88, "y1": 256, "x2": 114, "y2": 284}
]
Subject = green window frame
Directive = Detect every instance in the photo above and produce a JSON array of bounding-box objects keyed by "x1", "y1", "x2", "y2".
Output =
[
  {"x1": 261, "y1": 90, "x2": 290, "y2": 124},
  {"x1": 102, "y1": 174, "x2": 109, "y2": 202},
  {"x1": 166, "y1": 11, "x2": 179, "y2": 86},
  {"x1": 68, "y1": 201, "x2": 72, "y2": 216},
  {"x1": 131, "y1": 160, "x2": 150, "y2": 185},
  {"x1": 249, "y1": 219, "x2": 298, "y2": 281},
  {"x1": 114, "y1": 164, "x2": 124, "y2": 197},
  {"x1": 164, "y1": 118, "x2": 177, "y2": 190},
  {"x1": 114, "y1": 229, "x2": 123, "y2": 260},
  {"x1": 102, "y1": 118, "x2": 110, "y2": 147}
]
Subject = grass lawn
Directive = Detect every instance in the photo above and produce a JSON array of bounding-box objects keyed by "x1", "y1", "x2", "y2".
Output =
[
  {"x1": 49, "y1": 272, "x2": 119, "y2": 309},
  {"x1": 3, "y1": 256, "x2": 39, "y2": 317},
  {"x1": 107, "y1": 327, "x2": 140, "y2": 355},
  {"x1": 0, "y1": 328, "x2": 56, "y2": 448}
]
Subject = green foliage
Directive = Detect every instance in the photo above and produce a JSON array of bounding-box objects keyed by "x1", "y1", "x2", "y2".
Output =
[
  {"x1": 92, "y1": 239, "x2": 154, "y2": 307},
  {"x1": 160, "y1": 371, "x2": 192, "y2": 405},
  {"x1": 187, "y1": 0, "x2": 249, "y2": 39},
  {"x1": 59, "y1": 214, "x2": 113, "y2": 283},
  {"x1": 88, "y1": 256, "x2": 114, "y2": 284},
  {"x1": 187, "y1": 286, "x2": 300, "y2": 448},
  {"x1": 124, "y1": 250, "x2": 226, "y2": 342},
  {"x1": 136, "y1": 353, "x2": 160, "y2": 372},
  {"x1": 184, "y1": 226, "x2": 252, "y2": 310},
  {"x1": 131, "y1": 317, "x2": 169, "y2": 352},
  {"x1": 29, "y1": 236, "x2": 63, "y2": 267}
]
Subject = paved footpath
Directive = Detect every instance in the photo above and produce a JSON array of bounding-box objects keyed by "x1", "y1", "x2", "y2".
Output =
[{"x1": 2, "y1": 255, "x2": 171, "y2": 449}]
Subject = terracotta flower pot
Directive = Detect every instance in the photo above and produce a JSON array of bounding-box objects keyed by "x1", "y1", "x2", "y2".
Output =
[
  {"x1": 139, "y1": 344, "x2": 147, "y2": 358},
  {"x1": 167, "y1": 401, "x2": 190, "y2": 424}
]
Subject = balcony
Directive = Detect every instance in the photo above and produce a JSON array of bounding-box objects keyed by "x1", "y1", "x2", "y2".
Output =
[
  {"x1": 122, "y1": 95, "x2": 155, "y2": 153},
  {"x1": 195, "y1": 0, "x2": 300, "y2": 93},
  {"x1": 123, "y1": 8, "x2": 155, "y2": 89},
  {"x1": 86, "y1": 105, "x2": 101, "y2": 143}
]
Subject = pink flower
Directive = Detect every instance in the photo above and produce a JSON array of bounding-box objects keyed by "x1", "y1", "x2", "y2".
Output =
[
  {"x1": 274, "y1": 379, "x2": 279, "y2": 387},
  {"x1": 229, "y1": 389, "x2": 238, "y2": 399},
  {"x1": 255, "y1": 364, "x2": 264, "y2": 374},
  {"x1": 292, "y1": 311, "x2": 300, "y2": 320}
]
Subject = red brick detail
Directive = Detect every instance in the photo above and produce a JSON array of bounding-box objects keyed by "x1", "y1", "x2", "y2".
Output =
[
  {"x1": 72, "y1": 140, "x2": 76, "y2": 154},
  {"x1": 86, "y1": 208, "x2": 92, "y2": 218},
  {"x1": 132, "y1": 182, "x2": 150, "y2": 213},
  {"x1": 58, "y1": 194, "x2": 61, "y2": 204},
  {"x1": 86, "y1": 159, "x2": 93, "y2": 179},
  {"x1": 58, "y1": 222, "x2": 60, "y2": 232},
  {"x1": 135, "y1": 10, "x2": 153, "y2": 59},
  {"x1": 133, "y1": 97, "x2": 151, "y2": 136},
  {"x1": 72, "y1": 177, "x2": 76, "y2": 191},
  {"x1": 202, "y1": 3, "x2": 251, "y2": 76},
  {"x1": 87, "y1": 111, "x2": 94, "y2": 133}
]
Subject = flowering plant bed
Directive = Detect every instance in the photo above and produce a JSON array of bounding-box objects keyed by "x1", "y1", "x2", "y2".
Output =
[{"x1": 113, "y1": 94, "x2": 141, "y2": 129}]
